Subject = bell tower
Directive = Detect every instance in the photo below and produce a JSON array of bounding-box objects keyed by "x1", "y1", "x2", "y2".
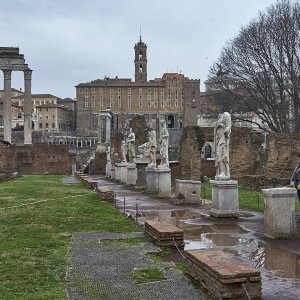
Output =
[{"x1": 134, "y1": 35, "x2": 147, "y2": 83}]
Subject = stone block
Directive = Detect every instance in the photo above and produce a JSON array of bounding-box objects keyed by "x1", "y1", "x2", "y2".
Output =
[
  {"x1": 126, "y1": 163, "x2": 137, "y2": 185},
  {"x1": 157, "y1": 167, "x2": 171, "y2": 198},
  {"x1": 173, "y1": 179, "x2": 201, "y2": 204},
  {"x1": 146, "y1": 166, "x2": 158, "y2": 192},
  {"x1": 263, "y1": 187, "x2": 297, "y2": 238}
]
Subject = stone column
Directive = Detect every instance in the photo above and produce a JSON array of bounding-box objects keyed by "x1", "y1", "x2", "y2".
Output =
[
  {"x1": 3, "y1": 69, "x2": 12, "y2": 143},
  {"x1": 98, "y1": 115, "x2": 104, "y2": 143},
  {"x1": 24, "y1": 69, "x2": 32, "y2": 144},
  {"x1": 105, "y1": 115, "x2": 111, "y2": 143}
]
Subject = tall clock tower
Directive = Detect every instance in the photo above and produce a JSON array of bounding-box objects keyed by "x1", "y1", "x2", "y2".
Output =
[{"x1": 134, "y1": 35, "x2": 147, "y2": 83}]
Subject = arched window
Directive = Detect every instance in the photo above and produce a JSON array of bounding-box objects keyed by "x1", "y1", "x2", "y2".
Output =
[{"x1": 204, "y1": 144, "x2": 212, "y2": 159}]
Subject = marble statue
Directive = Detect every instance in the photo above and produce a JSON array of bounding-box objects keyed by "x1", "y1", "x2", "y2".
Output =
[
  {"x1": 148, "y1": 128, "x2": 157, "y2": 167},
  {"x1": 126, "y1": 128, "x2": 136, "y2": 163},
  {"x1": 214, "y1": 112, "x2": 231, "y2": 180},
  {"x1": 121, "y1": 140, "x2": 127, "y2": 163},
  {"x1": 159, "y1": 119, "x2": 169, "y2": 168}
]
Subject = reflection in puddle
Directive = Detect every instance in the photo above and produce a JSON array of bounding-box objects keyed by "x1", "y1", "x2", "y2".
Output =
[{"x1": 142, "y1": 208, "x2": 300, "y2": 297}]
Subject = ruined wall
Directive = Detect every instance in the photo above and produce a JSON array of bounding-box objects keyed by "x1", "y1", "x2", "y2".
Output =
[
  {"x1": 0, "y1": 144, "x2": 75, "y2": 174},
  {"x1": 179, "y1": 126, "x2": 202, "y2": 180}
]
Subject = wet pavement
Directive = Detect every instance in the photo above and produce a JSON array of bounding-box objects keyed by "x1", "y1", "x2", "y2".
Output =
[{"x1": 72, "y1": 175, "x2": 300, "y2": 299}]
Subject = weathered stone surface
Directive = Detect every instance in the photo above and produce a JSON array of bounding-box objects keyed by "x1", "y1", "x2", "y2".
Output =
[
  {"x1": 146, "y1": 166, "x2": 158, "y2": 192},
  {"x1": 96, "y1": 187, "x2": 115, "y2": 202},
  {"x1": 145, "y1": 220, "x2": 184, "y2": 247},
  {"x1": 263, "y1": 187, "x2": 297, "y2": 238},
  {"x1": 173, "y1": 179, "x2": 201, "y2": 204},
  {"x1": 186, "y1": 249, "x2": 262, "y2": 300},
  {"x1": 126, "y1": 163, "x2": 137, "y2": 185},
  {"x1": 157, "y1": 167, "x2": 171, "y2": 198}
]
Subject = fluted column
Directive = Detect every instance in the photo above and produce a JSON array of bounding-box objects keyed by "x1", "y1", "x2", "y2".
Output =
[
  {"x1": 24, "y1": 69, "x2": 32, "y2": 144},
  {"x1": 3, "y1": 69, "x2": 12, "y2": 143},
  {"x1": 105, "y1": 115, "x2": 111, "y2": 143}
]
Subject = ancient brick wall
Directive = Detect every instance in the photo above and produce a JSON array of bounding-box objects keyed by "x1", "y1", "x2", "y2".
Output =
[
  {"x1": 179, "y1": 127, "x2": 202, "y2": 180},
  {"x1": 0, "y1": 144, "x2": 75, "y2": 174}
]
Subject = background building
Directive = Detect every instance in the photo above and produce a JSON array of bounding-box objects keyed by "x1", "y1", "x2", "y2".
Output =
[{"x1": 75, "y1": 37, "x2": 201, "y2": 135}]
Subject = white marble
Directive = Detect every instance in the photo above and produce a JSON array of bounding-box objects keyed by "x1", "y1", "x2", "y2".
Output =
[
  {"x1": 106, "y1": 163, "x2": 112, "y2": 178},
  {"x1": 110, "y1": 165, "x2": 115, "y2": 180},
  {"x1": 120, "y1": 163, "x2": 128, "y2": 183},
  {"x1": 157, "y1": 167, "x2": 171, "y2": 198},
  {"x1": 146, "y1": 166, "x2": 158, "y2": 192},
  {"x1": 115, "y1": 163, "x2": 121, "y2": 181},
  {"x1": 209, "y1": 180, "x2": 239, "y2": 217},
  {"x1": 127, "y1": 163, "x2": 137, "y2": 185},
  {"x1": 173, "y1": 179, "x2": 201, "y2": 204},
  {"x1": 263, "y1": 187, "x2": 297, "y2": 239}
]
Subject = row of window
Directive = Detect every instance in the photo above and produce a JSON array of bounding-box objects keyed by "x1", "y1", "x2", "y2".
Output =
[
  {"x1": 39, "y1": 123, "x2": 65, "y2": 129},
  {"x1": 84, "y1": 100, "x2": 184, "y2": 108},
  {"x1": 80, "y1": 87, "x2": 184, "y2": 95},
  {"x1": 84, "y1": 94, "x2": 184, "y2": 101}
]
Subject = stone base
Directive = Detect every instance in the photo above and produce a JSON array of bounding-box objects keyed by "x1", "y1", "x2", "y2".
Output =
[
  {"x1": 209, "y1": 180, "x2": 239, "y2": 218},
  {"x1": 115, "y1": 163, "x2": 121, "y2": 181},
  {"x1": 157, "y1": 167, "x2": 171, "y2": 198},
  {"x1": 120, "y1": 163, "x2": 128, "y2": 183},
  {"x1": 173, "y1": 179, "x2": 201, "y2": 204},
  {"x1": 186, "y1": 249, "x2": 261, "y2": 299},
  {"x1": 263, "y1": 187, "x2": 297, "y2": 239},
  {"x1": 110, "y1": 166, "x2": 115, "y2": 180},
  {"x1": 127, "y1": 163, "x2": 137, "y2": 185},
  {"x1": 105, "y1": 163, "x2": 112, "y2": 178},
  {"x1": 146, "y1": 166, "x2": 158, "y2": 192}
]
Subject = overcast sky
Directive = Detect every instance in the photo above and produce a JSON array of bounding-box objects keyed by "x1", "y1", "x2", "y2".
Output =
[{"x1": 0, "y1": 0, "x2": 278, "y2": 99}]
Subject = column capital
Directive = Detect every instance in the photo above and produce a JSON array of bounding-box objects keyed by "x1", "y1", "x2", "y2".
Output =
[
  {"x1": 24, "y1": 68, "x2": 32, "y2": 80},
  {"x1": 2, "y1": 69, "x2": 12, "y2": 79}
]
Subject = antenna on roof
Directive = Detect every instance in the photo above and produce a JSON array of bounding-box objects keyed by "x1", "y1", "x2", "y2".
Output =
[{"x1": 139, "y1": 26, "x2": 142, "y2": 42}]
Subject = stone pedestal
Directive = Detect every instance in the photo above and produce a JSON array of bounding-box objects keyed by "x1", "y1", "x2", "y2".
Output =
[
  {"x1": 263, "y1": 187, "x2": 297, "y2": 239},
  {"x1": 127, "y1": 163, "x2": 137, "y2": 185},
  {"x1": 110, "y1": 165, "x2": 115, "y2": 180},
  {"x1": 209, "y1": 180, "x2": 239, "y2": 218},
  {"x1": 146, "y1": 166, "x2": 158, "y2": 192},
  {"x1": 173, "y1": 179, "x2": 201, "y2": 204},
  {"x1": 120, "y1": 163, "x2": 128, "y2": 184},
  {"x1": 106, "y1": 163, "x2": 112, "y2": 178},
  {"x1": 71, "y1": 163, "x2": 76, "y2": 175},
  {"x1": 115, "y1": 163, "x2": 121, "y2": 181},
  {"x1": 157, "y1": 167, "x2": 171, "y2": 198}
]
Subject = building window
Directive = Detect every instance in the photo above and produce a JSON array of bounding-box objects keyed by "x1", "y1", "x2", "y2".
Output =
[
  {"x1": 147, "y1": 88, "x2": 151, "y2": 93},
  {"x1": 161, "y1": 102, "x2": 164, "y2": 107},
  {"x1": 175, "y1": 101, "x2": 178, "y2": 107},
  {"x1": 128, "y1": 101, "x2": 131, "y2": 108},
  {"x1": 154, "y1": 101, "x2": 158, "y2": 107},
  {"x1": 46, "y1": 123, "x2": 49, "y2": 128},
  {"x1": 110, "y1": 101, "x2": 113, "y2": 107},
  {"x1": 100, "y1": 95, "x2": 103, "y2": 100},
  {"x1": 160, "y1": 88, "x2": 164, "y2": 93},
  {"x1": 128, "y1": 88, "x2": 131, "y2": 94},
  {"x1": 154, "y1": 88, "x2": 158, "y2": 93},
  {"x1": 85, "y1": 101, "x2": 89, "y2": 107},
  {"x1": 147, "y1": 102, "x2": 151, "y2": 107},
  {"x1": 85, "y1": 88, "x2": 88, "y2": 94},
  {"x1": 91, "y1": 88, "x2": 95, "y2": 94},
  {"x1": 139, "y1": 88, "x2": 143, "y2": 94},
  {"x1": 118, "y1": 95, "x2": 121, "y2": 100},
  {"x1": 161, "y1": 95, "x2": 164, "y2": 100},
  {"x1": 154, "y1": 94, "x2": 158, "y2": 100},
  {"x1": 52, "y1": 115, "x2": 55, "y2": 119},
  {"x1": 181, "y1": 101, "x2": 184, "y2": 107},
  {"x1": 85, "y1": 96, "x2": 89, "y2": 101},
  {"x1": 147, "y1": 95, "x2": 151, "y2": 100},
  {"x1": 46, "y1": 108, "x2": 48, "y2": 112},
  {"x1": 110, "y1": 88, "x2": 114, "y2": 93},
  {"x1": 91, "y1": 95, "x2": 95, "y2": 100},
  {"x1": 46, "y1": 115, "x2": 49, "y2": 119},
  {"x1": 91, "y1": 101, "x2": 95, "y2": 107},
  {"x1": 80, "y1": 88, "x2": 83, "y2": 94},
  {"x1": 52, "y1": 123, "x2": 55, "y2": 128},
  {"x1": 118, "y1": 88, "x2": 121, "y2": 94},
  {"x1": 139, "y1": 101, "x2": 142, "y2": 107},
  {"x1": 118, "y1": 101, "x2": 121, "y2": 107},
  {"x1": 139, "y1": 95, "x2": 143, "y2": 100},
  {"x1": 110, "y1": 95, "x2": 114, "y2": 100},
  {"x1": 39, "y1": 123, "x2": 42, "y2": 129},
  {"x1": 128, "y1": 95, "x2": 131, "y2": 100},
  {"x1": 99, "y1": 88, "x2": 103, "y2": 94},
  {"x1": 168, "y1": 101, "x2": 171, "y2": 107},
  {"x1": 100, "y1": 101, "x2": 103, "y2": 107}
]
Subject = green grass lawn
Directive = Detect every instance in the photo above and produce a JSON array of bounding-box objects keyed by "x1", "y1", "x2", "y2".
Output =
[
  {"x1": 0, "y1": 175, "x2": 139, "y2": 300},
  {"x1": 201, "y1": 182, "x2": 300, "y2": 211}
]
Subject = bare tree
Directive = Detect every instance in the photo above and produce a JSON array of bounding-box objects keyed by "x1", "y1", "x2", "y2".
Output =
[{"x1": 209, "y1": 0, "x2": 300, "y2": 133}]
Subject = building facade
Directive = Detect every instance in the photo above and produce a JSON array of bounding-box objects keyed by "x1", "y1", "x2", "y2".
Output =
[{"x1": 75, "y1": 37, "x2": 201, "y2": 135}]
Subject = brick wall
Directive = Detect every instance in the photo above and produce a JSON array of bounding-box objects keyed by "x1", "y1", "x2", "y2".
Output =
[{"x1": 0, "y1": 144, "x2": 75, "y2": 174}]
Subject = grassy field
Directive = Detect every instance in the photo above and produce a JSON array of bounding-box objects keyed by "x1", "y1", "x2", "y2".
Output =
[
  {"x1": 201, "y1": 182, "x2": 300, "y2": 211},
  {"x1": 0, "y1": 175, "x2": 139, "y2": 300}
]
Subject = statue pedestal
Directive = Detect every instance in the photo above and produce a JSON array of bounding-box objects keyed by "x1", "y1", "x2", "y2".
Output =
[
  {"x1": 262, "y1": 187, "x2": 297, "y2": 239},
  {"x1": 115, "y1": 163, "x2": 122, "y2": 181},
  {"x1": 106, "y1": 163, "x2": 112, "y2": 178},
  {"x1": 120, "y1": 163, "x2": 128, "y2": 183},
  {"x1": 127, "y1": 163, "x2": 137, "y2": 185},
  {"x1": 110, "y1": 165, "x2": 115, "y2": 180},
  {"x1": 209, "y1": 180, "x2": 239, "y2": 218},
  {"x1": 157, "y1": 167, "x2": 171, "y2": 198},
  {"x1": 146, "y1": 166, "x2": 158, "y2": 192}
]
